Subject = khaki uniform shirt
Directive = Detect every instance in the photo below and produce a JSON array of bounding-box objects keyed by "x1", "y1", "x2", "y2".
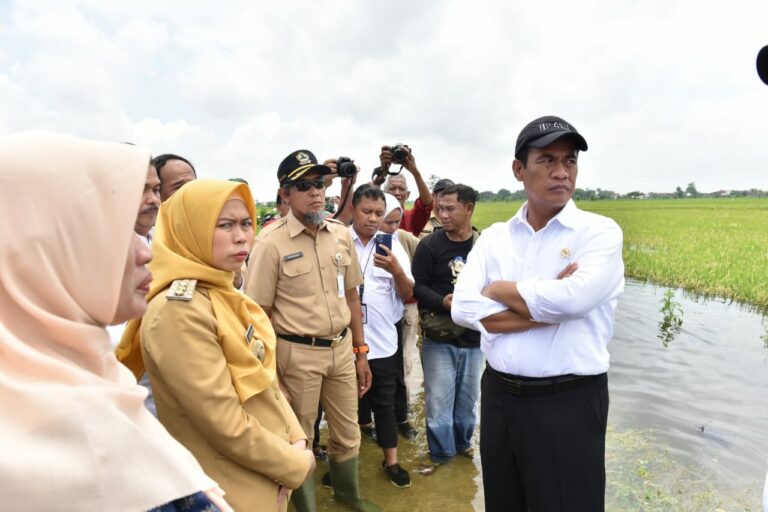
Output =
[
  {"x1": 247, "y1": 211, "x2": 363, "y2": 337},
  {"x1": 141, "y1": 285, "x2": 309, "y2": 512},
  {"x1": 419, "y1": 213, "x2": 442, "y2": 240},
  {"x1": 396, "y1": 228, "x2": 419, "y2": 261}
]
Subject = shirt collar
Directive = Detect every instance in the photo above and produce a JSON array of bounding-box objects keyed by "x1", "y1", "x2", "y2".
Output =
[
  {"x1": 349, "y1": 225, "x2": 378, "y2": 248},
  {"x1": 509, "y1": 199, "x2": 580, "y2": 231},
  {"x1": 286, "y1": 210, "x2": 327, "y2": 238}
]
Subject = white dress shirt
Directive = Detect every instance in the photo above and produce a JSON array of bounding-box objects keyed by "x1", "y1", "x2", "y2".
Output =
[
  {"x1": 351, "y1": 227, "x2": 412, "y2": 360},
  {"x1": 452, "y1": 200, "x2": 624, "y2": 377}
]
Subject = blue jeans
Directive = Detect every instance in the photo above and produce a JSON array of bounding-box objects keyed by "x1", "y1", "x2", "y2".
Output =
[{"x1": 421, "y1": 337, "x2": 484, "y2": 463}]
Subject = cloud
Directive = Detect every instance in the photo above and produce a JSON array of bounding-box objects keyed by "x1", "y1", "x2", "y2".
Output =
[{"x1": 1, "y1": 0, "x2": 767, "y2": 199}]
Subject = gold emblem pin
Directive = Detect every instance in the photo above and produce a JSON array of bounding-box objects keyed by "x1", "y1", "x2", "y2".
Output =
[
  {"x1": 560, "y1": 248, "x2": 571, "y2": 259},
  {"x1": 253, "y1": 340, "x2": 265, "y2": 362}
]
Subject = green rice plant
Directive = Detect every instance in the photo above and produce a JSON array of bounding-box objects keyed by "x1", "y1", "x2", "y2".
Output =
[
  {"x1": 473, "y1": 198, "x2": 768, "y2": 310},
  {"x1": 658, "y1": 289, "x2": 683, "y2": 347}
]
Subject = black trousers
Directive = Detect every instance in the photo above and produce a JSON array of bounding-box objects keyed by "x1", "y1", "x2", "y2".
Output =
[
  {"x1": 359, "y1": 319, "x2": 408, "y2": 425},
  {"x1": 367, "y1": 354, "x2": 399, "y2": 449},
  {"x1": 480, "y1": 368, "x2": 609, "y2": 512}
]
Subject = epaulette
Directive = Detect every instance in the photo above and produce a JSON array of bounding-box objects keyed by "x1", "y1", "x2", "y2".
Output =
[
  {"x1": 166, "y1": 279, "x2": 197, "y2": 301},
  {"x1": 258, "y1": 217, "x2": 288, "y2": 239},
  {"x1": 325, "y1": 217, "x2": 346, "y2": 225}
]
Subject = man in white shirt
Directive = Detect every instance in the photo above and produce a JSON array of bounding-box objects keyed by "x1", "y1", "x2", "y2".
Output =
[
  {"x1": 349, "y1": 184, "x2": 414, "y2": 488},
  {"x1": 452, "y1": 115, "x2": 624, "y2": 512}
]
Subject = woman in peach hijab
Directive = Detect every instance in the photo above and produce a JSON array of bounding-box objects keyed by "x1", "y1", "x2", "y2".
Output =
[
  {"x1": 0, "y1": 132, "x2": 230, "y2": 511},
  {"x1": 117, "y1": 180, "x2": 315, "y2": 511}
]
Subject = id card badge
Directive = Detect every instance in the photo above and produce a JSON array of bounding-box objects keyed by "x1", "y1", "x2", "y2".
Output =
[
  {"x1": 361, "y1": 304, "x2": 368, "y2": 324},
  {"x1": 337, "y1": 273, "x2": 345, "y2": 298}
]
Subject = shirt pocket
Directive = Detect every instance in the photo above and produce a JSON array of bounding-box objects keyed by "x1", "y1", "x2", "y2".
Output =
[{"x1": 280, "y1": 259, "x2": 313, "y2": 295}]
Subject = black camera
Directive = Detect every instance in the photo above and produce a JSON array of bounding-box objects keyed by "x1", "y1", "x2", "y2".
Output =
[
  {"x1": 336, "y1": 156, "x2": 357, "y2": 178},
  {"x1": 390, "y1": 144, "x2": 409, "y2": 165}
]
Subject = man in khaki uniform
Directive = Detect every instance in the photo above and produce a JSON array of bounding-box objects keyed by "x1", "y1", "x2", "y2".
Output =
[{"x1": 247, "y1": 150, "x2": 379, "y2": 512}]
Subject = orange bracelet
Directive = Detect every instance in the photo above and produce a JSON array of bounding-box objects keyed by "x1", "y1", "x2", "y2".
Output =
[{"x1": 352, "y1": 344, "x2": 369, "y2": 354}]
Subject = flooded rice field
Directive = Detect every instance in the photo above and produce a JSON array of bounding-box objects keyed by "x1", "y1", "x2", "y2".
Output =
[{"x1": 310, "y1": 280, "x2": 768, "y2": 511}]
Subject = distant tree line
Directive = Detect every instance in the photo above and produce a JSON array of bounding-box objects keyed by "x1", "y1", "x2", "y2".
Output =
[{"x1": 475, "y1": 182, "x2": 768, "y2": 201}]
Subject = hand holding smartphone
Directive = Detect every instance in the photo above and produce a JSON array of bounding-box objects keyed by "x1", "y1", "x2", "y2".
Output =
[{"x1": 375, "y1": 233, "x2": 392, "y2": 256}]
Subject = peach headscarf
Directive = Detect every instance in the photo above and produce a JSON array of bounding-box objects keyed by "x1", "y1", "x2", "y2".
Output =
[
  {"x1": 117, "y1": 180, "x2": 277, "y2": 402},
  {"x1": 0, "y1": 132, "x2": 216, "y2": 510}
]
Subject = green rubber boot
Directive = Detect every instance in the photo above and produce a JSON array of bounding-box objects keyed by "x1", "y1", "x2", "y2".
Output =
[
  {"x1": 328, "y1": 457, "x2": 382, "y2": 512},
  {"x1": 290, "y1": 476, "x2": 317, "y2": 512}
]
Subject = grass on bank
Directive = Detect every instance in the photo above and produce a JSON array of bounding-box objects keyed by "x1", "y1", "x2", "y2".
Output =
[
  {"x1": 472, "y1": 198, "x2": 768, "y2": 311},
  {"x1": 605, "y1": 427, "x2": 761, "y2": 511}
]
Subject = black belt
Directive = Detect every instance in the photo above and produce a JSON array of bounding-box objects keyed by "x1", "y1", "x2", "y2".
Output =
[
  {"x1": 486, "y1": 364, "x2": 604, "y2": 396},
  {"x1": 279, "y1": 328, "x2": 348, "y2": 348}
]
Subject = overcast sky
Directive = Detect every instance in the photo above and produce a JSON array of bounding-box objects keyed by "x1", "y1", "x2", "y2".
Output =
[{"x1": 1, "y1": 0, "x2": 766, "y2": 200}]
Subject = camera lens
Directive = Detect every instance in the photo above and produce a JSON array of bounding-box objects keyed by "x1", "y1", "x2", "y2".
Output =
[
  {"x1": 391, "y1": 144, "x2": 408, "y2": 165},
  {"x1": 336, "y1": 156, "x2": 357, "y2": 178}
]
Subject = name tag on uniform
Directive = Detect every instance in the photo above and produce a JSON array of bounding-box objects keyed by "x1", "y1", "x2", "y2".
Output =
[
  {"x1": 245, "y1": 324, "x2": 254, "y2": 344},
  {"x1": 284, "y1": 251, "x2": 303, "y2": 262},
  {"x1": 337, "y1": 274, "x2": 345, "y2": 298}
]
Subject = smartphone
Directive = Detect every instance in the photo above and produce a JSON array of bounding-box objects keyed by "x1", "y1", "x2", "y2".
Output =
[{"x1": 375, "y1": 233, "x2": 392, "y2": 256}]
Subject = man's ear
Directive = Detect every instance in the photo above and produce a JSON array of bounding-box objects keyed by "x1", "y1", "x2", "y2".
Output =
[{"x1": 512, "y1": 159, "x2": 525, "y2": 182}]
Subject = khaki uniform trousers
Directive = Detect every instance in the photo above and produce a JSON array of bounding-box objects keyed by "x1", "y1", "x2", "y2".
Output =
[{"x1": 277, "y1": 333, "x2": 360, "y2": 462}]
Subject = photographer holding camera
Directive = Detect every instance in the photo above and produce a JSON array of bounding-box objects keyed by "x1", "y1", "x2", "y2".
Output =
[{"x1": 375, "y1": 144, "x2": 434, "y2": 237}]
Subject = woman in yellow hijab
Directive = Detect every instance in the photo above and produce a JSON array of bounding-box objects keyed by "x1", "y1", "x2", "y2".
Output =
[{"x1": 125, "y1": 179, "x2": 314, "y2": 512}]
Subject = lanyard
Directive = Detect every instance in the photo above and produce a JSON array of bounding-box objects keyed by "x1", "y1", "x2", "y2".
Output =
[{"x1": 359, "y1": 239, "x2": 376, "y2": 303}]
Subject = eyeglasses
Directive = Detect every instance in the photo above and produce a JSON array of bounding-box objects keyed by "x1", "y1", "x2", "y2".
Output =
[{"x1": 291, "y1": 178, "x2": 326, "y2": 192}]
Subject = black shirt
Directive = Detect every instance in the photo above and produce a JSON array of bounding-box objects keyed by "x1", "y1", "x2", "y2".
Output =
[{"x1": 412, "y1": 229, "x2": 480, "y2": 347}]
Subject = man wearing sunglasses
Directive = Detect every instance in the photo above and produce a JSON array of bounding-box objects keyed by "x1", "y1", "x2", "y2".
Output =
[{"x1": 246, "y1": 150, "x2": 379, "y2": 512}]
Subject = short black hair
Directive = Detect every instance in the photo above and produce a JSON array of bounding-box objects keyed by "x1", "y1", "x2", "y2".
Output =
[
  {"x1": 441, "y1": 184, "x2": 478, "y2": 205},
  {"x1": 352, "y1": 183, "x2": 386, "y2": 207},
  {"x1": 276, "y1": 192, "x2": 283, "y2": 205},
  {"x1": 516, "y1": 146, "x2": 530, "y2": 167},
  {"x1": 151, "y1": 154, "x2": 197, "y2": 183}
]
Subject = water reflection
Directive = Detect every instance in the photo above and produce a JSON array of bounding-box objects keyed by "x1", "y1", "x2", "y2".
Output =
[
  {"x1": 762, "y1": 317, "x2": 768, "y2": 350},
  {"x1": 609, "y1": 280, "x2": 768, "y2": 494},
  {"x1": 657, "y1": 288, "x2": 684, "y2": 347}
]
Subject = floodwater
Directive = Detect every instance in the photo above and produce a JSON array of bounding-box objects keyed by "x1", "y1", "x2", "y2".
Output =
[
  {"x1": 309, "y1": 280, "x2": 768, "y2": 511},
  {"x1": 608, "y1": 280, "x2": 768, "y2": 499}
]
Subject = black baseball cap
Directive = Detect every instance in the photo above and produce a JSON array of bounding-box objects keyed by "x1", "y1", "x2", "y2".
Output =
[
  {"x1": 277, "y1": 150, "x2": 332, "y2": 185},
  {"x1": 757, "y1": 45, "x2": 768, "y2": 86},
  {"x1": 432, "y1": 178, "x2": 455, "y2": 194},
  {"x1": 514, "y1": 115, "x2": 588, "y2": 160}
]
